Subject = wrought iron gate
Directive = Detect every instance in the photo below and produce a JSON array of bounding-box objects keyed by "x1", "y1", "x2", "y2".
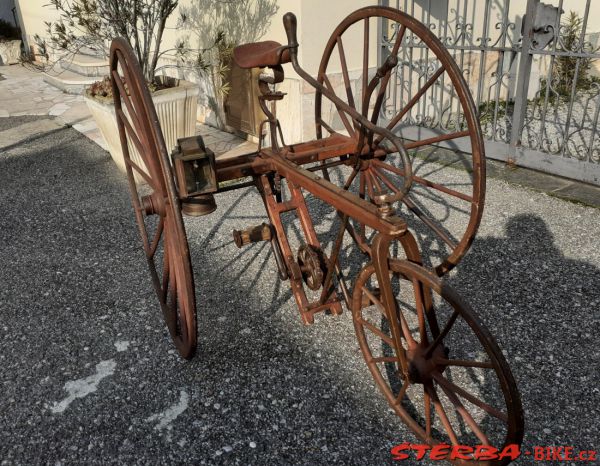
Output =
[{"x1": 379, "y1": 0, "x2": 600, "y2": 186}]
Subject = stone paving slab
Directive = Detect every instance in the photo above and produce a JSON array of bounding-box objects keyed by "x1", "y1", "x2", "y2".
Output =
[{"x1": 0, "y1": 64, "x2": 255, "y2": 159}]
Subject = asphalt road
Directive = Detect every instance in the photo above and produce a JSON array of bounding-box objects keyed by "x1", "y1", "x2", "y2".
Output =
[{"x1": 0, "y1": 116, "x2": 598, "y2": 465}]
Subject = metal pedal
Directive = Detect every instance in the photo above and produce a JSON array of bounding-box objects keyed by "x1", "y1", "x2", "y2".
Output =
[{"x1": 232, "y1": 223, "x2": 273, "y2": 248}]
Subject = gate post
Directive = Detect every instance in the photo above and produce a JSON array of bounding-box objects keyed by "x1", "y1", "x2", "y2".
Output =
[{"x1": 508, "y1": 0, "x2": 539, "y2": 164}]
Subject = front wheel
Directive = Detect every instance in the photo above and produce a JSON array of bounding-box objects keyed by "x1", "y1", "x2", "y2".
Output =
[{"x1": 352, "y1": 260, "x2": 523, "y2": 465}]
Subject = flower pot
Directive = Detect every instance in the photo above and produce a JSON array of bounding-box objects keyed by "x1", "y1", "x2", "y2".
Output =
[
  {"x1": 85, "y1": 76, "x2": 199, "y2": 178},
  {"x1": 0, "y1": 40, "x2": 22, "y2": 65}
]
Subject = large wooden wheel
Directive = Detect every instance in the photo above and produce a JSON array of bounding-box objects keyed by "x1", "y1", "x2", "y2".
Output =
[
  {"x1": 316, "y1": 7, "x2": 486, "y2": 275},
  {"x1": 110, "y1": 38, "x2": 197, "y2": 359},
  {"x1": 352, "y1": 261, "x2": 523, "y2": 464}
]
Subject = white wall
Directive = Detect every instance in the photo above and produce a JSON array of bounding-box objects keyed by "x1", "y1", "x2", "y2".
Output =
[{"x1": 14, "y1": 0, "x2": 60, "y2": 51}]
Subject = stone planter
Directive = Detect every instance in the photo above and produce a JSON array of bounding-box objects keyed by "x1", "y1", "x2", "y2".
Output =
[
  {"x1": 0, "y1": 40, "x2": 22, "y2": 65},
  {"x1": 85, "y1": 76, "x2": 199, "y2": 177}
]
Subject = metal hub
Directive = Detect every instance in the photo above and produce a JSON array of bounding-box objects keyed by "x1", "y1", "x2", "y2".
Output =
[
  {"x1": 406, "y1": 343, "x2": 449, "y2": 385},
  {"x1": 141, "y1": 192, "x2": 166, "y2": 217}
]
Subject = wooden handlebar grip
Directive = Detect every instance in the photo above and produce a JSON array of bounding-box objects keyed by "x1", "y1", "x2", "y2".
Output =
[{"x1": 283, "y1": 12, "x2": 298, "y2": 48}]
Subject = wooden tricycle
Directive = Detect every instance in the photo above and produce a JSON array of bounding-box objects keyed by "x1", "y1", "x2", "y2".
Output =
[{"x1": 109, "y1": 6, "x2": 524, "y2": 464}]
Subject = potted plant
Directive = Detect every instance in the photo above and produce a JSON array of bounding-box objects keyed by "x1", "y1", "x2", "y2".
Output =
[
  {"x1": 36, "y1": 0, "x2": 200, "y2": 173},
  {"x1": 0, "y1": 19, "x2": 22, "y2": 65}
]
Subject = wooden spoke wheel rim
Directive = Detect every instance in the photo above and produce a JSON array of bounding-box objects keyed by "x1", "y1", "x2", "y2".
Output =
[
  {"x1": 110, "y1": 38, "x2": 197, "y2": 359},
  {"x1": 316, "y1": 6, "x2": 486, "y2": 275},
  {"x1": 352, "y1": 261, "x2": 523, "y2": 465}
]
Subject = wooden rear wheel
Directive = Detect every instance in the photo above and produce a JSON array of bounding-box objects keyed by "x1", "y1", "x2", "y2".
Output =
[
  {"x1": 110, "y1": 38, "x2": 197, "y2": 359},
  {"x1": 316, "y1": 6, "x2": 486, "y2": 275},
  {"x1": 352, "y1": 261, "x2": 524, "y2": 465}
]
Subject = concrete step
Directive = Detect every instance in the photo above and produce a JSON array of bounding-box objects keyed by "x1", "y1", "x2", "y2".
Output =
[
  {"x1": 43, "y1": 67, "x2": 100, "y2": 95},
  {"x1": 58, "y1": 53, "x2": 109, "y2": 77}
]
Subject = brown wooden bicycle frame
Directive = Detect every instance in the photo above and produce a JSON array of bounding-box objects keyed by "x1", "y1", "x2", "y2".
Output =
[
  {"x1": 207, "y1": 10, "x2": 443, "y2": 374},
  {"x1": 212, "y1": 137, "x2": 427, "y2": 376}
]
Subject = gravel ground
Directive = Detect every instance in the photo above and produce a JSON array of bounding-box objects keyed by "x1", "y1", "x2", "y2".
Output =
[{"x1": 0, "y1": 116, "x2": 598, "y2": 465}]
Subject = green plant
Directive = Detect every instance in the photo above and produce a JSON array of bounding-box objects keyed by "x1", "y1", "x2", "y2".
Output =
[
  {"x1": 478, "y1": 99, "x2": 514, "y2": 125},
  {"x1": 176, "y1": 0, "x2": 278, "y2": 128},
  {"x1": 85, "y1": 74, "x2": 167, "y2": 101},
  {"x1": 35, "y1": 0, "x2": 178, "y2": 82},
  {"x1": 0, "y1": 19, "x2": 21, "y2": 41},
  {"x1": 543, "y1": 11, "x2": 599, "y2": 98}
]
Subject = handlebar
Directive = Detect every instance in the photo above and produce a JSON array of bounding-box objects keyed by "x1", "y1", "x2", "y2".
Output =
[{"x1": 283, "y1": 12, "x2": 299, "y2": 50}]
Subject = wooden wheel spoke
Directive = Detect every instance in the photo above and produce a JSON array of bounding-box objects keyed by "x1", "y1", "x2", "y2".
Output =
[
  {"x1": 343, "y1": 166, "x2": 359, "y2": 191},
  {"x1": 432, "y1": 372, "x2": 508, "y2": 423},
  {"x1": 363, "y1": 285, "x2": 417, "y2": 349},
  {"x1": 425, "y1": 310, "x2": 458, "y2": 357},
  {"x1": 373, "y1": 159, "x2": 473, "y2": 203},
  {"x1": 336, "y1": 36, "x2": 356, "y2": 125},
  {"x1": 394, "y1": 379, "x2": 410, "y2": 405},
  {"x1": 371, "y1": 356, "x2": 400, "y2": 364},
  {"x1": 367, "y1": 168, "x2": 385, "y2": 195},
  {"x1": 161, "y1": 242, "x2": 170, "y2": 300},
  {"x1": 117, "y1": 109, "x2": 159, "y2": 189},
  {"x1": 361, "y1": 286, "x2": 387, "y2": 316},
  {"x1": 362, "y1": 17, "x2": 369, "y2": 114},
  {"x1": 436, "y1": 378, "x2": 491, "y2": 445},
  {"x1": 115, "y1": 49, "x2": 149, "y2": 121},
  {"x1": 370, "y1": 24, "x2": 406, "y2": 124},
  {"x1": 427, "y1": 383, "x2": 459, "y2": 445},
  {"x1": 403, "y1": 196, "x2": 458, "y2": 249},
  {"x1": 364, "y1": 169, "x2": 376, "y2": 199},
  {"x1": 322, "y1": 74, "x2": 356, "y2": 137},
  {"x1": 316, "y1": 117, "x2": 337, "y2": 135},
  {"x1": 111, "y1": 70, "x2": 144, "y2": 138},
  {"x1": 435, "y1": 358, "x2": 494, "y2": 369},
  {"x1": 403, "y1": 130, "x2": 471, "y2": 151},
  {"x1": 358, "y1": 318, "x2": 394, "y2": 347},
  {"x1": 424, "y1": 385, "x2": 432, "y2": 438},
  {"x1": 148, "y1": 216, "x2": 165, "y2": 258},
  {"x1": 381, "y1": 65, "x2": 446, "y2": 136},
  {"x1": 371, "y1": 166, "x2": 401, "y2": 194},
  {"x1": 411, "y1": 277, "x2": 428, "y2": 344}
]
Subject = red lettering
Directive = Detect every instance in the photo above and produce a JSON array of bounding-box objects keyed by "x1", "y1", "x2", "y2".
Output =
[
  {"x1": 412, "y1": 444, "x2": 430, "y2": 460},
  {"x1": 450, "y1": 446, "x2": 474, "y2": 460},
  {"x1": 475, "y1": 445, "x2": 499, "y2": 460},
  {"x1": 390, "y1": 442, "x2": 411, "y2": 461},
  {"x1": 564, "y1": 446, "x2": 574, "y2": 461},
  {"x1": 551, "y1": 446, "x2": 565, "y2": 460},
  {"x1": 498, "y1": 444, "x2": 520, "y2": 461},
  {"x1": 587, "y1": 450, "x2": 597, "y2": 462},
  {"x1": 430, "y1": 444, "x2": 451, "y2": 460},
  {"x1": 533, "y1": 447, "x2": 545, "y2": 460}
]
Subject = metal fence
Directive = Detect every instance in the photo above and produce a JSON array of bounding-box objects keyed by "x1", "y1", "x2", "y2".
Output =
[{"x1": 379, "y1": 0, "x2": 600, "y2": 186}]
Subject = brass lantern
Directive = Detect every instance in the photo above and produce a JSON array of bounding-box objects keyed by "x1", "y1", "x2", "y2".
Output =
[{"x1": 171, "y1": 136, "x2": 218, "y2": 217}]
